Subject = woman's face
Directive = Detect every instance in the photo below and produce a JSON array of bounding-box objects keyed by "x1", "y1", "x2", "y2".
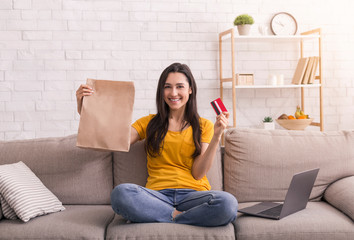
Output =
[{"x1": 163, "y1": 72, "x2": 192, "y2": 112}]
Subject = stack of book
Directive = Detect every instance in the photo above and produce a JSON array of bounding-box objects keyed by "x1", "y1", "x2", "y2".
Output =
[{"x1": 291, "y1": 56, "x2": 319, "y2": 85}]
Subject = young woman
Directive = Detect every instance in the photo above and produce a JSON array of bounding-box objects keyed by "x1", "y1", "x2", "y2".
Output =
[{"x1": 76, "y1": 63, "x2": 238, "y2": 227}]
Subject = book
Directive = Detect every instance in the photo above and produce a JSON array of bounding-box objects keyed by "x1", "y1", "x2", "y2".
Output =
[
  {"x1": 292, "y1": 57, "x2": 309, "y2": 85},
  {"x1": 308, "y1": 56, "x2": 319, "y2": 84},
  {"x1": 301, "y1": 57, "x2": 315, "y2": 84}
]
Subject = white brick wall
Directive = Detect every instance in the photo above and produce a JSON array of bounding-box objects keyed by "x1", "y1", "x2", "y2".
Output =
[{"x1": 1, "y1": 0, "x2": 354, "y2": 140}]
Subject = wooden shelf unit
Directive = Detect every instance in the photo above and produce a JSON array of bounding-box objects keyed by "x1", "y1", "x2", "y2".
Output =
[{"x1": 218, "y1": 28, "x2": 323, "y2": 130}]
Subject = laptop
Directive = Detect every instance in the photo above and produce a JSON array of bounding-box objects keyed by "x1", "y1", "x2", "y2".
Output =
[{"x1": 238, "y1": 168, "x2": 319, "y2": 220}]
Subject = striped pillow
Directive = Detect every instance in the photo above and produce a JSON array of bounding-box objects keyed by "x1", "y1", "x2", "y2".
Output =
[
  {"x1": 0, "y1": 161, "x2": 65, "y2": 222},
  {"x1": 0, "y1": 194, "x2": 17, "y2": 219}
]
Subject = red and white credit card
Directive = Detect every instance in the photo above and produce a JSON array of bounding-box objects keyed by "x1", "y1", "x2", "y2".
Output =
[{"x1": 210, "y1": 98, "x2": 227, "y2": 115}]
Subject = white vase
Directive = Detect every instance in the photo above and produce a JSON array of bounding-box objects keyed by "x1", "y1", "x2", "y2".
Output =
[
  {"x1": 237, "y1": 24, "x2": 251, "y2": 35},
  {"x1": 263, "y1": 122, "x2": 275, "y2": 130}
]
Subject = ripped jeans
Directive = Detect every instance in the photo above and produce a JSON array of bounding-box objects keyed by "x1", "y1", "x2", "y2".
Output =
[{"x1": 111, "y1": 183, "x2": 238, "y2": 227}]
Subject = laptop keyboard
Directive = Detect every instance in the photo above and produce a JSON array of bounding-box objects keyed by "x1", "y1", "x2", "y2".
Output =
[{"x1": 259, "y1": 204, "x2": 283, "y2": 217}]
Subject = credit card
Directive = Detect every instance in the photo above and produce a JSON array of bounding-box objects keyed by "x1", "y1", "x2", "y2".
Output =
[{"x1": 210, "y1": 98, "x2": 227, "y2": 115}]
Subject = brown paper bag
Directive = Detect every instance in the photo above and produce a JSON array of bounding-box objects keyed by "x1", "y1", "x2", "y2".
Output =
[{"x1": 77, "y1": 79, "x2": 135, "y2": 152}]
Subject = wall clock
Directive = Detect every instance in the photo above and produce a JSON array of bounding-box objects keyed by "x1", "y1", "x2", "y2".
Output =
[{"x1": 270, "y1": 12, "x2": 298, "y2": 35}]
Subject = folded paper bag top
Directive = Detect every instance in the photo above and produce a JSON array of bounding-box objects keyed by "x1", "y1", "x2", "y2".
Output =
[{"x1": 76, "y1": 79, "x2": 135, "y2": 152}]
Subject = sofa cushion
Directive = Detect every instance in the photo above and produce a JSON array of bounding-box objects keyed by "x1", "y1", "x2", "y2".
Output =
[
  {"x1": 113, "y1": 140, "x2": 223, "y2": 190},
  {"x1": 106, "y1": 214, "x2": 235, "y2": 240},
  {"x1": 235, "y1": 201, "x2": 354, "y2": 240},
  {"x1": 224, "y1": 129, "x2": 354, "y2": 202},
  {"x1": 324, "y1": 176, "x2": 354, "y2": 221},
  {"x1": 0, "y1": 135, "x2": 113, "y2": 205},
  {"x1": 0, "y1": 161, "x2": 65, "y2": 222},
  {"x1": 0, "y1": 205, "x2": 114, "y2": 240},
  {"x1": 113, "y1": 141, "x2": 148, "y2": 187},
  {"x1": 207, "y1": 145, "x2": 224, "y2": 190}
]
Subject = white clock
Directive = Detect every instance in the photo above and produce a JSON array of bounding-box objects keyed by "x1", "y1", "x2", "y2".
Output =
[{"x1": 270, "y1": 12, "x2": 298, "y2": 36}]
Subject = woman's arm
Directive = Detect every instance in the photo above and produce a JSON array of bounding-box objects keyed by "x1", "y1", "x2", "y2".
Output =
[
  {"x1": 191, "y1": 112, "x2": 229, "y2": 180},
  {"x1": 130, "y1": 126, "x2": 140, "y2": 145}
]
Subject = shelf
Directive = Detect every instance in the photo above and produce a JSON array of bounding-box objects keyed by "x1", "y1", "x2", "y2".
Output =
[
  {"x1": 222, "y1": 83, "x2": 321, "y2": 89},
  {"x1": 221, "y1": 33, "x2": 320, "y2": 42},
  {"x1": 219, "y1": 28, "x2": 323, "y2": 131}
]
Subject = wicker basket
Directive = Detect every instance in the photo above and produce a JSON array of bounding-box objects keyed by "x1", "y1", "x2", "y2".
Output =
[{"x1": 276, "y1": 118, "x2": 314, "y2": 130}]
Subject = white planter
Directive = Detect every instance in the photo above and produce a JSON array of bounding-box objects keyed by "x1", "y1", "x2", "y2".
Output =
[
  {"x1": 263, "y1": 122, "x2": 275, "y2": 130},
  {"x1": 237, "y1": 24, "x2": 251, "y2": 35}
]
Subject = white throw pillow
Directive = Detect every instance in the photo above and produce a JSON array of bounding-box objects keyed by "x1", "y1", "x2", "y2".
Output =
[{"x1": 0, "y1": 161, "x2": 65, "y2": 222}]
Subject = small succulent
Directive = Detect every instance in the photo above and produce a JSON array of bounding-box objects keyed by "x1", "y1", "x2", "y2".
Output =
[
  {"x1": 233, "y1": 14, "x2": 254, "y2": 26},
  {"x1": 263, "y1": 116, "x2": 273, "y2": 123}
]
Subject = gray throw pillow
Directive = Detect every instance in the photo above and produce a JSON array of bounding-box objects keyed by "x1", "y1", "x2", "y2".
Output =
[{"x1": 324, "y1": 176, "x2": 354, "y2": 221}]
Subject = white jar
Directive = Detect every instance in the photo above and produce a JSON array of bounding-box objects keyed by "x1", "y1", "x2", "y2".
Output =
[
  {"x1": 277, "y1": 74, "x2": 284, "y2": 85},
  {"x1": 268, "y1": 74, "x2": 277, "y2": 85}
]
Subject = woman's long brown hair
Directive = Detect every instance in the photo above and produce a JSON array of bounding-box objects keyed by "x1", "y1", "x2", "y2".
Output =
[{"x1": 145, "y1": 63, "x2": 201, "y2": 158}]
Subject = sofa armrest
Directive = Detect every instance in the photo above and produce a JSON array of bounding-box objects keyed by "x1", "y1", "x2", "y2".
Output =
[{"x1": 324, "y1": 176, "x2": 354, "y2": 221}]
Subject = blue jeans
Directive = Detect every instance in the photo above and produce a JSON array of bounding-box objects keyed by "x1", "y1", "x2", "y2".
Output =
[{"x1": 111, "y1": 183, "x2": 238, "y2": 227}]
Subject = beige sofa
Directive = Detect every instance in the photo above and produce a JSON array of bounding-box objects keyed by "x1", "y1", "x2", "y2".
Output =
[
  {"x1": 225, "y1": 129, "x2": 354, "y2": 240},
  {"x1": 0, "y1": 128, "x2": 353, "y2": 240}
]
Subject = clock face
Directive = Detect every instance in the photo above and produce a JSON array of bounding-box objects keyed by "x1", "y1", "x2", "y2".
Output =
[{"x1": 271, "y1": 12, "x2": 298, "y2": 35}]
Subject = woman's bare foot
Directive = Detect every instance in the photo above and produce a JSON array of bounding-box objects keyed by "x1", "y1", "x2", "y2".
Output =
[{"x1": 172, "y1": 208, "x2": 183, "y2": 220}]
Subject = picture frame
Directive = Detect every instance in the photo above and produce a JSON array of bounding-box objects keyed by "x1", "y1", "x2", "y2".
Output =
[{"x1": 236, "y1": 73, "x2": 254, "y2": 86}]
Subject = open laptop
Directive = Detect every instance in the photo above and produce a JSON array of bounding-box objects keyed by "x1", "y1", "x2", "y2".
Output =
[{"x1": 238, "y1": 168, "x2": 319, "y2": 220}]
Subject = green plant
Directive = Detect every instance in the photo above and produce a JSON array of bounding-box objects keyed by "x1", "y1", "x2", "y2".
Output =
[
  {"x1": 233, "y1": 14, "x2": 254, "y2": 26},
  {"x1": 263, "y1": 116, "x2": 273, "y2": 123}
]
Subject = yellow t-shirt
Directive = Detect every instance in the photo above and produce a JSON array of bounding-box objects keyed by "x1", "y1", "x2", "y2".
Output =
[{"x1": 132, "y1": 114, "x2": 214, "y2": 191}]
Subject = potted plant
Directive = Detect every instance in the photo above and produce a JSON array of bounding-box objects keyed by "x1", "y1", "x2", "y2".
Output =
[
  {"x1": 233, "y1": 14, "x2": 254, "y2": 35},
  {"x1": 263, "y1": 116, "x2": 275, "y2": 130}
]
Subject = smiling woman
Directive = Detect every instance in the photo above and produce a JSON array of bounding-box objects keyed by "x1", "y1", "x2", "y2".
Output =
[{"x1": 108, "y1": 62, "x2": 237, "y2": 227}]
